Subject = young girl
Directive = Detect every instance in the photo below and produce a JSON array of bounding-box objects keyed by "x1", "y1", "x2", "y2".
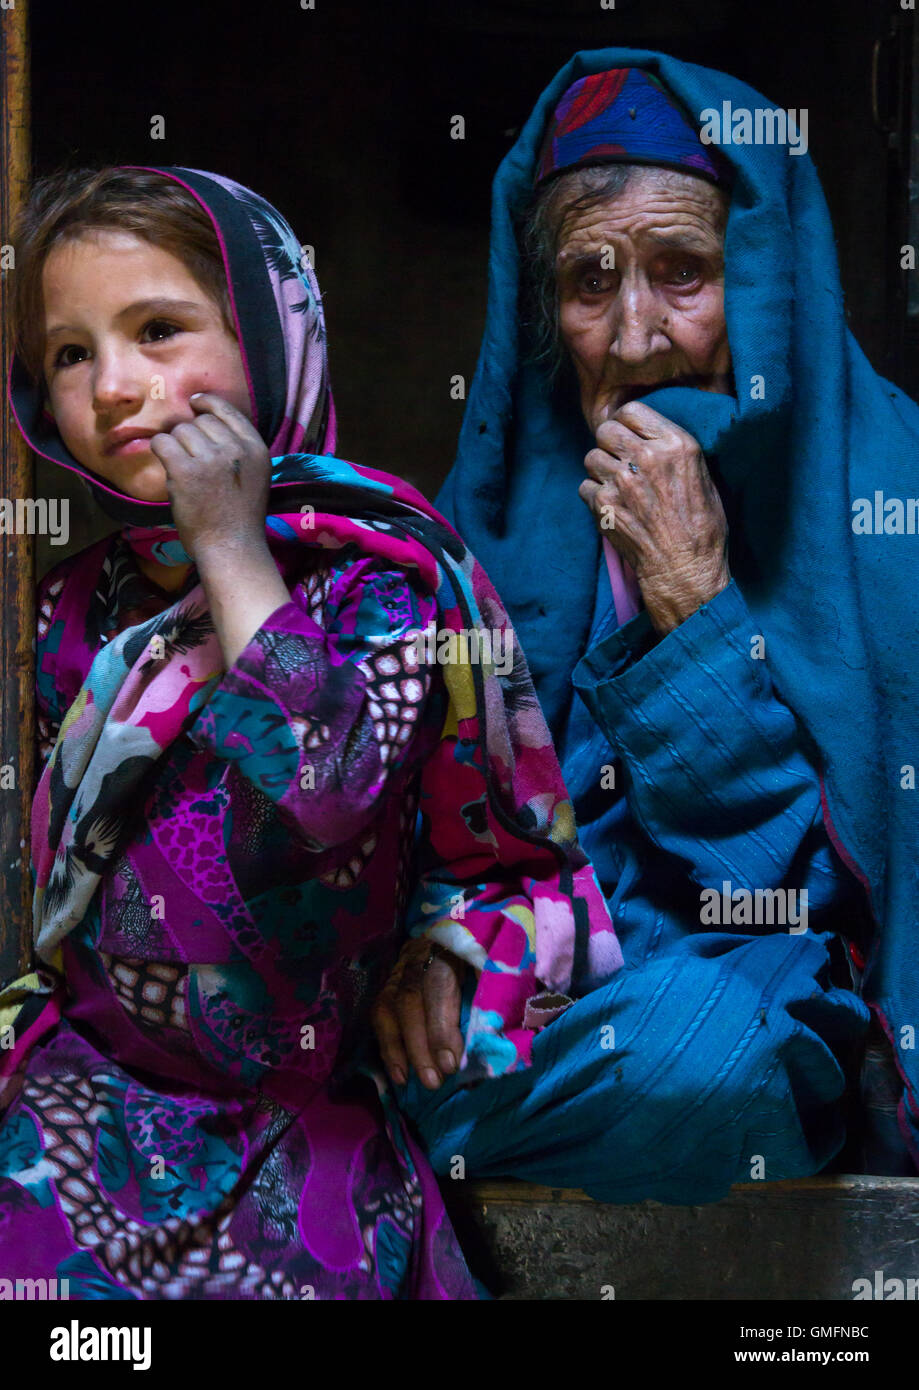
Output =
[{"x1": 0, "y1": 165, "x2": 619, "y2": 1299}]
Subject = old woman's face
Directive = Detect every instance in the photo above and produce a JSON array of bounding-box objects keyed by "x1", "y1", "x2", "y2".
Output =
[{"x1": 555, "y1": 167, "x2": 732, "y2": 433}]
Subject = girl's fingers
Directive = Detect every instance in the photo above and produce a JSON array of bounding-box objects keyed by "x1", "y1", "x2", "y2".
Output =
[
  {"x1": 189, "y1": 392, "x2": 257, "y2": 444},
  {"x1": 185, "y1": 414, "x2": 238, "y2": 448},
  {"x1": 369, "y1": 993, "x2": 409, "y2": 1088},
  {"x1": 371, "y1": 944, "x2": 466, "y2": 1089},
  {"x1": 394, "y1": 977, "x2": 442, "y2": 1089},
  {"x1": 148, "y1": 430, "x2": 186, "y2": 468},
  {"x1": 163, "y1": 421, "x2": 207, "y2": 459},
  {"x1": 423, "y1": 956, "x2": 465, "y2": 1074}
]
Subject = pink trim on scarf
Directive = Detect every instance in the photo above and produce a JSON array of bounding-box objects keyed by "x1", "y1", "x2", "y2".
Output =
[{"x1": 121, "y1": 165, "x2": 261, "y2": 434}]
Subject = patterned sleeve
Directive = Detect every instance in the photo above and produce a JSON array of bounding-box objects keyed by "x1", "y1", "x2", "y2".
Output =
[{"x1": 187, "y1": 552, "x2": 439, "y2": 850}]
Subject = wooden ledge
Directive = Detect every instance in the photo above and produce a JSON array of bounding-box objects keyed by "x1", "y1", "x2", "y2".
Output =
[
  {"x1": 455, "y1": 1176, "x2": 919, "y2": 1299},
  {"x1": 469, "y1": 1174, "x2": 919, "y2": 1204}
]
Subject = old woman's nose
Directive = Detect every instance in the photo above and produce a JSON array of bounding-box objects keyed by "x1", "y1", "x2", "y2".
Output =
[{"x1": 608, "y1": 280, "x2": 669, "y2": 364}]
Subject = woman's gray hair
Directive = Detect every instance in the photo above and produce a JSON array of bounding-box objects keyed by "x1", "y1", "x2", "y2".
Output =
[{"x1": 519, "y1": 164, "x2": 636, "y2": 381}]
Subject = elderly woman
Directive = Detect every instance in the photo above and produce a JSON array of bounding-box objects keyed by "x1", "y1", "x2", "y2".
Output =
[{"x1": 373, "y1": 51, "x2": 919, "y2": 1201}]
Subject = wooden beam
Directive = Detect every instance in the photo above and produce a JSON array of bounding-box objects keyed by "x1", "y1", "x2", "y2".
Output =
[{"x1": 0, "y1": 0, "x2": 33, "y2": 982}]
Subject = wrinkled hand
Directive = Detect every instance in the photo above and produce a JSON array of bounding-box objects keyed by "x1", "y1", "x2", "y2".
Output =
[
  {"x1": 149, "y1": 392, "x2": 271, "y2": 560},
  {"x1": 579, "y1": 400, "x2": 730, "y2": 635},
  {"x1": 371, "y1": 939, "x2": 466, "y2": 1090}
]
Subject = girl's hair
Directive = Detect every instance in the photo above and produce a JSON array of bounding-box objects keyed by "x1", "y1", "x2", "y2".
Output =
[{"x1": 11, "y1": 165, "x2": 235, "y2": 410}]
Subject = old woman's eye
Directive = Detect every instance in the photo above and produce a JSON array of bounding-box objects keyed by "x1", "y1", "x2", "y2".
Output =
[
  {"x1": 578, "y1": 269, "x2": 616, "y2": 294},
  {"x1": 666, "y1": 262, "x2": 701, "y2": 287}
]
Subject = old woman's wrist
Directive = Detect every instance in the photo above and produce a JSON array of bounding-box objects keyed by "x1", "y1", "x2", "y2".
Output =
[{"x1": 644, "y1": 565, "x2": 731, "y2": 634}]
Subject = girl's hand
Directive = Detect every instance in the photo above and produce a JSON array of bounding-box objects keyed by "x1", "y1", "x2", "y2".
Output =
[
  {"x1": 149, "y1": 392, "x2": 271, "y2": 561},
  {"x1": 371, "y1": 939, "x2": 467, "y2": 1090}
]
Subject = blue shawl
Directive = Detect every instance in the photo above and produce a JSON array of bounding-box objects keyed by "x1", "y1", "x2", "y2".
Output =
[{"x1": 437, "y1": 48, "x2": 919, "y2": 1131}]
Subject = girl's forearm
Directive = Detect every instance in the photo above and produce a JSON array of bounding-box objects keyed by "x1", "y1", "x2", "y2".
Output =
[{"x1": 194, "y1": 537, "x2": 292, "y2": 668}]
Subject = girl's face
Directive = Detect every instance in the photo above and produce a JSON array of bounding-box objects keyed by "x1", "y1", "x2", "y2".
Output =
[{"x1": 41, "y1": 229, "x2": 253, "y2": 502}]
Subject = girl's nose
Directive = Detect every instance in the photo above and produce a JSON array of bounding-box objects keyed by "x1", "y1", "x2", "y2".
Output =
[{"x1": 91, "y1": 351, "x2": 149, "y2": 411}]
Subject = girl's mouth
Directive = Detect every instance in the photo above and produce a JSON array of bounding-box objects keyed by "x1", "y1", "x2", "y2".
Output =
[
  {"x1": 104, "y1": 424, "x2": 164, "y2": 456},
  {"x1": 107, "y1": 436, "x2": 155, "y2": 456}
]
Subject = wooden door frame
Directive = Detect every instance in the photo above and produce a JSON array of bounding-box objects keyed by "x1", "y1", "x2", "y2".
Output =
[{"x1": 0, "y1": 0, "x2": 34, "y2": 983}]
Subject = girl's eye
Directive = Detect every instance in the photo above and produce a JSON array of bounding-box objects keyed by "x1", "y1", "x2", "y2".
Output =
[
  {"x1": 51, "y1": 319, "x2": 181, "y2": 370},
  {"x1": 54, "y1": 344, "x2": 87, "y2": 368},
  {"x1": 141, "y1": 318, "x2": 181, "y2": 343}
]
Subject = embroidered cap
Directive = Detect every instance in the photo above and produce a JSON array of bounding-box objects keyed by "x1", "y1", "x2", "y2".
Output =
[{"x1": 535, "y1": 67, "x2": 733, "y2": 188}]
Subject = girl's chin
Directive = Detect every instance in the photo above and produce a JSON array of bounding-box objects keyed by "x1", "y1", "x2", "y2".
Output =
[{"x1": 91, "y1": 458, "x2": 169, "y2": 503}]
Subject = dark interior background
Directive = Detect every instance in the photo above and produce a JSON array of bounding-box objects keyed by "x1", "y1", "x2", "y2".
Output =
[{"x1": 27, "y1": 0, "x2": 911, "y2": 573}]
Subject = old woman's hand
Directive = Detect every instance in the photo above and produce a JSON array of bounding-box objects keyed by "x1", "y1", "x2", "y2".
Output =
[
  {"x1": 371, "y1": 940, "x2": 467, "y2": 1090},
  {"x1": 580, "y1": 400, "x2": 730, "y2": 635}
]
